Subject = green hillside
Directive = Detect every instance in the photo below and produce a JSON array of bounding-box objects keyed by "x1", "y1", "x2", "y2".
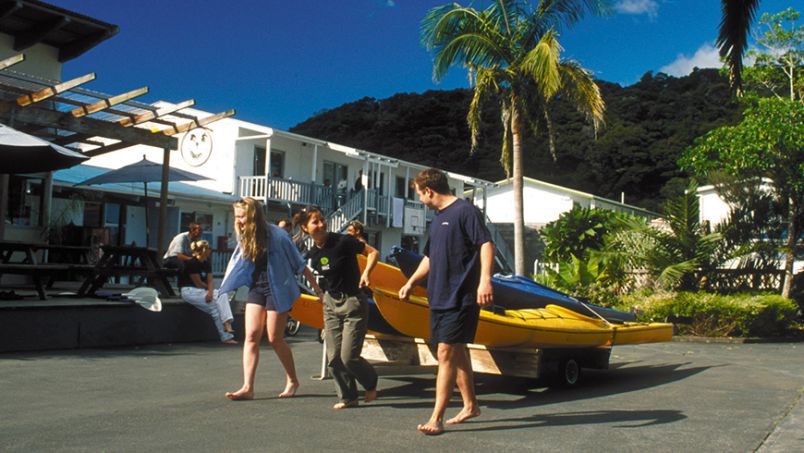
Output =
[{"x1": 290, "y1": 68, "x2": 742, "y2": 211}]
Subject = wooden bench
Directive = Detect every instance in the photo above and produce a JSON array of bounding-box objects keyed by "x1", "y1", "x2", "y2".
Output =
[{"x1": 0, "y1": 263, "x2": 71, "y2": 300}]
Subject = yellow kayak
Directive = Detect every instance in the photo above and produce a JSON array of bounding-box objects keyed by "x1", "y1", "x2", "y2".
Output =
[
  {"x1": 289, "y1": 294, "x2": 324, "y2": 330},
  {"x1": 372, "y1": 288, "x2": 672, "y2": 348}
]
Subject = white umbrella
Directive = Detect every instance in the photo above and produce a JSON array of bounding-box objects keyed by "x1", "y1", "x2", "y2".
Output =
[{"x1": 0, "y1": 123, "x2": 89, "y2": 173}]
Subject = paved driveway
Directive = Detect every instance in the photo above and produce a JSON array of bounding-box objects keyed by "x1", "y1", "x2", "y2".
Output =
[{"x1": 1, "y1": 331, "x2": 801, "y2": 452}]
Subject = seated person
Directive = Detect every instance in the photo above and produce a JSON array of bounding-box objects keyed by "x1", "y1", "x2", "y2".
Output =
[
  {"x1": 179, "y1": 240, "x2": 236, "y2": 344},
  {"x1": 163, "y1": 223, "x2": 203, "y2": 271}
]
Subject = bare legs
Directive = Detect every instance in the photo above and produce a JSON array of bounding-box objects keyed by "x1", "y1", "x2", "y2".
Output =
[
  {"x1": 265, "y1": 310, "x2": 299, "y2": 397},
  {"x1": 225, "y1": 304, "x2": 299, "y2": 400},
  {"x1": 417, "y1": 343, "x2": 480, "y2": 435}
]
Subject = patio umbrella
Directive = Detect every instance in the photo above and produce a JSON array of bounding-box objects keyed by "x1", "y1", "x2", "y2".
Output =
[
  {"x1": 76, "y1": 156, "x2": 210, "y2": 247},
  {"x1": 0, "y1": 123, "x2": 89, "y2": 173}
]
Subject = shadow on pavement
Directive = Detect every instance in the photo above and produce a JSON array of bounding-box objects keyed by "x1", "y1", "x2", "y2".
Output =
[
  {"x1": 373, "y1": 360, "x2": 717, "y2": 411},
  {"x1": 453, "y1": 408, "x2": 687, "y2": 433}
]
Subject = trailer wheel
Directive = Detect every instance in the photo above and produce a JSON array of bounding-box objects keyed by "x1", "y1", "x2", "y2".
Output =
[{"x1": 558, "y1": 358, "x2": 581, "y2": 387}]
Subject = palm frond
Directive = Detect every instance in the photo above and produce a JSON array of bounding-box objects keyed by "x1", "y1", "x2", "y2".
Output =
[
  {"x1": 520, "y1": 29, "x2": 562, "y2": 98},
  {"x1": 716, "y1": 0, "x2": 760, "y2": 95},
  {"x1": 500, "y1": 98, "x2": 512, "y2": 176},
  {"x1": 535, "y1": 0, "x2": 611, "y2": 30},
  {"x1": 558, "y1": 60, "x2": 605, "y2": 131},
  {"x1": 468, "y1": 67, "x2": 501, "y2": 152},
  {"x1": 421, "y1": 5, "x2": 511, "y2": 81}
]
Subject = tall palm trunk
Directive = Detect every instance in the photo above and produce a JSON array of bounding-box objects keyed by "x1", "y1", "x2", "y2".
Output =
[
  {"x1": 782, "y1": 194, "x2": 798, "y2": 298},
  {"x1": 511, "y1": 100, "x2": 526, "y2": 275}
]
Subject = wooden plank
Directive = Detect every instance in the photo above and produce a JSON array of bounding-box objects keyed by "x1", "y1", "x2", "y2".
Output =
[
  {"x1": 16, "y1": 73, "x2": 96, "y2": 107},
  {"x1": 0, "y1": 53, "x2": 25, "y2": 70},
  {"x1": 361, "y1": 334, "x2": 544, "y2": 378},
  {"x1": 83, "y1": 140, "x2": 133, "y2": 157},
  {"x1": 161, "y1": 109, "x2": 235, "y2": 136},
  {"x1": 0, "y1": 99, "x2": 177, "y2": 149},
  {"x1": 118, "y1": 99, "x2": 195, "y2": 127},
  {"x1": 70, "y1": 87, "x2": 149, "y2": 118}
]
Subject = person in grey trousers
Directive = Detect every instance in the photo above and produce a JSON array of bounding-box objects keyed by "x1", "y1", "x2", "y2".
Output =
[{"x1": 295, "y1": 205, "x2": 379, "y2": 409}]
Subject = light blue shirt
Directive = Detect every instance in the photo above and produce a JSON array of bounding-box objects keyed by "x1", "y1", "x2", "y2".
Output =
[{"x1": 219, "y1": 223, "x2": 306, "y2": 313}]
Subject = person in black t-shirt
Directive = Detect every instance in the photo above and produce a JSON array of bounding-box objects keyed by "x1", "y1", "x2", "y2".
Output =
[
  {"x1": 179, "y1": 240, "x2": 236, "y2": 344},
  {"x1": 295, "y1": 205, "x2": 379, "y2": 409}
]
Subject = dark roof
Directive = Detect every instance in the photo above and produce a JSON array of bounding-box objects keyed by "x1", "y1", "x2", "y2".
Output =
[{"x1": 0, "y1": 0, "x2": 118, "y2": 62}]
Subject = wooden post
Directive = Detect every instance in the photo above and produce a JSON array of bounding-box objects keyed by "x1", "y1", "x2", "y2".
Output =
[
  {"x1": 157, "y1": 147, "x2": 170, "y2": 255},
  {"x1": 41, "y1": 172, "x2": 53, "y2": 235},
  {"x1": 0, "y1": 174, "x2": 8, "y2": 240}
]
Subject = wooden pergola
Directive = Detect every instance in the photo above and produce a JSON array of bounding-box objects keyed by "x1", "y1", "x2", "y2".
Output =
[{"x1": 0, "y1": 51, "x2": 234, "y2": 252}]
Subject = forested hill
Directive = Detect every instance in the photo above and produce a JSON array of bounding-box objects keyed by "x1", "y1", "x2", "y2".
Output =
[{"x1": 290, "y1": 68, "x2": 742, "y2": 211}]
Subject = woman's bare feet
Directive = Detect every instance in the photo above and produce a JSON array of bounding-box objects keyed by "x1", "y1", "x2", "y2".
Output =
[
  {"x1": 278, "y1": 380, "x2": 299, "y2": 398},
  {"x1": 446, "y1": 407, "x2": 481, "y2": 425},
  {"x1": 222, "y1": 338, "x2": 238, "y2": 345},
  {"x1": 416, "y1": 420, "x2": 444, "y2": 435},
  {"x1": 364, "y1": 389, "x2": 377, "y2": 403},
  {"x1": 225, "y1": 387, "x2": 254, "y2": 401},
  {"x1": 333, "y1": 400, "x2": 359, "y2": 410}
]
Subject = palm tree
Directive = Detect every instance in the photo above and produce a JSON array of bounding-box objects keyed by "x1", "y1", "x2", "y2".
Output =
[
  {"x1": 717, "y1": 0, "x2": 761, "y2": 95},
  {"x1": 421, "y1": 0, "x2": 607, "y2": 275}
]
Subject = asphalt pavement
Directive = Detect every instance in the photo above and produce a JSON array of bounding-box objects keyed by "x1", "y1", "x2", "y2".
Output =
[{"x1": 1, "y1": 329, "x2": 802, "y2": 452}]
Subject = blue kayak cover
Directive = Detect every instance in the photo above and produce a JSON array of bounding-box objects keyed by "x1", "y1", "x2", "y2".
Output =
[{"x1": 391, "y1": 246, "x2": 636, "y2": 324}]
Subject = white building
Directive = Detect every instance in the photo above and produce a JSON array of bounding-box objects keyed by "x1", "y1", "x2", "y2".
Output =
[{"x1": 83, "y1": 105, "x2": 496, "y2": 261}]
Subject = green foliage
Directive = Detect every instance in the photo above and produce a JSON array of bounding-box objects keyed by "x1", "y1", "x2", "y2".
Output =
[
  {"x1": 617, "y1": 291, "x2": 799, "y2": 337},
  {"x1": 539, "y1": 207, "x2": 622, "y2": 262},
  {"x1": 536, "y1": 252, "x2": 622, "y2": 307},
  {"x1": 743, "y1": 7, "x2": 803, "y2": 101},
  {"x1": 681, "y1": 97, "x2": 804, "y2": 296}
]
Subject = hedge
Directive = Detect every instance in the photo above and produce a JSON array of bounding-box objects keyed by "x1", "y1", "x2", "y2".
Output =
[{"x1": 616, "y1": 291, "x2": 799, "y2": 337}]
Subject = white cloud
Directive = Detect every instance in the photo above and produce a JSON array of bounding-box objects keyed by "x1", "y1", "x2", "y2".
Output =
[
  {"x1": 659, "y1": 43, "x2": 722, "y2": 77},
  {"x1": 615, "y1": 0, "x2": 659, "y2": 18}
]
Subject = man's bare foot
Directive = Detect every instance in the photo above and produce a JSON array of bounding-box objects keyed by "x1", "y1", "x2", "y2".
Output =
[
  {"x1": 224, "y1": 321, "x2": 235, "y2": 333},
  {"x1": 446, "y1": 408, "x2": 481, "y2": 425},
  {"x1": 225, "y1": 388, "x2": 254, "y2": 401},
  {"x1": 364, "y1": 389, "x2": 377, "y2": 403},
  {"x1": 222, "y1": 339, "x2": 238, "y2": 345},
  {"x1": 333, "y1": 400, "x2": 359, "y2": 410},
  {"x1": 416, "y1": 420, "x2": 444, "y2": 435},
  {"x1": 278, "y1": 381, "x2": 299, "y2": 398}
]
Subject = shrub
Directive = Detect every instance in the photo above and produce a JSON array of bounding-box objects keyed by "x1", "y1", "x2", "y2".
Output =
[{"x1": 617, "y1": 291, "x2": 798, "y2": 337}]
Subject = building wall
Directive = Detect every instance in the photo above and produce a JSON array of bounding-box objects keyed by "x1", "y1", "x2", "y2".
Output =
[
  {"x1": 0, "y1": 33, "x2": 62, "y2": 80},
  {"x1": 480, "y1": 183, "x2": 574, "y2": 226}
]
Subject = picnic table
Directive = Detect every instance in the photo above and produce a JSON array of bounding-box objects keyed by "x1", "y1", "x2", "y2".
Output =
[
  {"x1": 78, "y1": 245, "x2": 177, "y2": 298},
  {"x1": 0, "y1": 241, "x2": 94, "y2": 300}
]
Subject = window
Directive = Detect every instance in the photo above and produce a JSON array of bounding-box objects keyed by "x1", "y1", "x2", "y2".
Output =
[
  {"x1": 253, "y1": 146, "x2": 285, "y2": 177},
  {"x1": 396, "y1": 176, "x2": 414, "y2": 199},
  {"x1": 323, "y1": 161, "x2": 348, "y2": 188}
]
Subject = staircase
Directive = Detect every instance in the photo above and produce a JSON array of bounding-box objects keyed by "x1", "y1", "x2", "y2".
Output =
[{"x1": 484, "y1": 216, "x2": 515, "y2": 274}]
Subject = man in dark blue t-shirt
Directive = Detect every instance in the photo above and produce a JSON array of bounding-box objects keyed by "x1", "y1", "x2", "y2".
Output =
[{"x1": 399, "y1": 168, "x2": 494, "y2": 436}]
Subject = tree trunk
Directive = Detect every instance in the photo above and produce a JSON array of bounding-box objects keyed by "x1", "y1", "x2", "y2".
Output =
[
  {"x1": 781, "y1": 194, "x2": 798, "y2": 298},
  {"x1": 511, "y1": 101, "x2": 526, "y2": 275}
]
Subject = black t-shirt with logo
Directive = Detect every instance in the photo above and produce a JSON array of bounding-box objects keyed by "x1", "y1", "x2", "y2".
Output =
[
  {"x1": 178, "y1": 258, "x2": 210, "y2": 288},
  {"x1": 307, "y1": 232, "x2": 365, "y2": 295}
]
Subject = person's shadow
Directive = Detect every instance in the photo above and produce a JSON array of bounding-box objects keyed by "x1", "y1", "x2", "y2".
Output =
[{"x1": 371, "y1": 359, "x2": 716, "y2": 424}]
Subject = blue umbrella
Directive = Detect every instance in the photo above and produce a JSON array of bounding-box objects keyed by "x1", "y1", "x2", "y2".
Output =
[
  {"x1": 76, "y1": 156, "x2": 210, "y2": 247},
  {"x1": 0, "y1": 123, "x2": 88, "y2": 173}
]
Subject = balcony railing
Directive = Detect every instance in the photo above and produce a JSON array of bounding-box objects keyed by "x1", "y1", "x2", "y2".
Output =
[{"x1": 239, "y1": 176, "x2": 334, "y2": 212}]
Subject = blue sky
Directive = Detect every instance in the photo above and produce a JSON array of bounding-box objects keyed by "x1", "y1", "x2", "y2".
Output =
[{"x1": 55, "y1": 0, "x2": 793, "y2": 130}]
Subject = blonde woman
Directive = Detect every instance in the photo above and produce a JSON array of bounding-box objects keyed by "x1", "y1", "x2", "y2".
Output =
[
  {"x1": 220, "y1": 197, "x2": 323, "y2": 400},
  {"x1": 178, "y1": 240, "x2": 236, "y2": 344}
]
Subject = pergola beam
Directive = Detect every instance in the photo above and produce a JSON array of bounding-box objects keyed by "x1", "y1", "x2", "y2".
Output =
[
  {"x1": 84, "y1": 140, "x2": 135, "y2": 157},
  {"x1": 70, "y1": 86, "x2": 149, "y2": 118},
  {"x1": 0, "y1": 53, "x2": 25, "y2": 71},
  {"x1": 51, "y1": 133, "x2": 91, "y2": 145},
  {"x1": 0, "y1": 99, "x2": 177, "y2": 149},
  {"x1": 118, "y1": 99, "x2": 195, "y2": 127},
  {"x1": 16, "y1": 73, "x2": 96, "y2": 107},
  {"x1": 161, "y1": 109, "x2": 235, "y2": 136}
]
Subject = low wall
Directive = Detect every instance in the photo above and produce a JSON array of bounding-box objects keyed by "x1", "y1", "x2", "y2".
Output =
[{"x1": 0, "y1": 301, "x2": 242, "y2": 353}]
